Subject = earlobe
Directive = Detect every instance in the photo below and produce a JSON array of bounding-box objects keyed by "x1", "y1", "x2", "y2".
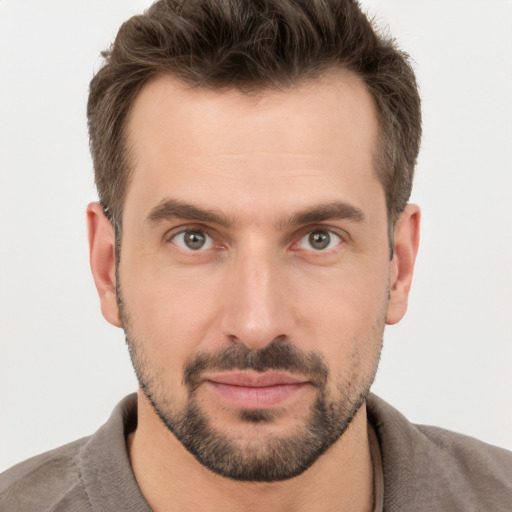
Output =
[
  {"x1": 86, "y1": 202, "x2": 122, "y2": 328},
  {"x1": 386, "y1": 204, "x2": 421, "y2": 325}
]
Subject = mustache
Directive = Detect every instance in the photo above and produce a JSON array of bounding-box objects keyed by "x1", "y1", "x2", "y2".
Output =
[{"x1": 183, "y1": 339, "x2": 329, "y2": 391}]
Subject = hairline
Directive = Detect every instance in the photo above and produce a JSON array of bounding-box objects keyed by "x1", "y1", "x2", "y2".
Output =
[{"x1": 111, "y1": 71, "x2": 400, "y2": 255}]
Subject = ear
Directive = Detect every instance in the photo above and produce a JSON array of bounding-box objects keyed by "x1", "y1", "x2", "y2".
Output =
[
  {"x1": 86, "y1": 202, "x2": 122, "y2": 328},
  {"x1": 386, "y1": 204, "x2": 421, "y2": 325}
]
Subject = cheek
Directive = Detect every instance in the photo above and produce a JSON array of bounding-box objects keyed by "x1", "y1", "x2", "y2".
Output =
[
  {"x1": 297, "y1": 257, "x2": 389, "y2": 321},
  {"x1": 294, "y1": 261, "x2": 388, "y2": 360},
  {"x1": 119, "y1": 254, "x2": 226, "y2": 356},
  {"x1": 305, "y1": 292, "x2": 385, "y2": 402}
]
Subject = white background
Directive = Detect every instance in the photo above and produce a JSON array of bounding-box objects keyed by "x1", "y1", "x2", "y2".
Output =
[{"x1": 1, "y1": 1, "x2": 511, "y2": 472}]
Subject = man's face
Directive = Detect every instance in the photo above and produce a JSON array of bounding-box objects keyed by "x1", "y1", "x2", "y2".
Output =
[{"x1": 115, "y1": 73, "x2": 393, "y2": 481}]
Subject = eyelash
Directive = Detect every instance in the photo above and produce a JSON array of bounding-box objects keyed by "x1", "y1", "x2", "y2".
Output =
[
  {"x1": 166, "y1": 227, "x2": 218, "y2": 252},
  {"x1": 166, "y1": 226, "x2": 347, "y2": 254},
  {"x1": 294, "y1": 229, "x2": 344, "y2": 252}
]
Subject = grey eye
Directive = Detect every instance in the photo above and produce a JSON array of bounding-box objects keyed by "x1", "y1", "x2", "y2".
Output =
[
  {"x1": 172, "y1": 230, "x2": 213, "y2": 251},
  {"x1": 309, "y1": 231, "x2": 331, "y2": 250},
  {"x1": 297, "y1": 229, "x2": 342, "y2": 251}
]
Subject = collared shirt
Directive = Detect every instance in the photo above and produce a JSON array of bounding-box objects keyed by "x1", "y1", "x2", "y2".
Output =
[
  {"x1": 369, "y1": 421, "x2": 384, "y2": 512},
  {"x1": 2, "y1": 394, "x2": 511, "y2": 511}
]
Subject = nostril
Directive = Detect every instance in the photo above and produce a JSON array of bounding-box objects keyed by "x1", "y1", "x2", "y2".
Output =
[{"x1": 228, "y1": 333, "x2": 288, "y2": 346}]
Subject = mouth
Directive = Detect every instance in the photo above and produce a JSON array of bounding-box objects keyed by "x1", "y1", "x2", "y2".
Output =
[{"x1": 203, "y1": 371, "x2": 311, "y2": 410}]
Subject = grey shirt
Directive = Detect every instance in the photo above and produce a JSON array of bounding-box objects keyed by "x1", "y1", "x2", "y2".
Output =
[{"x1": 1, "y1": 394, "x2": 511, "y2": 511}]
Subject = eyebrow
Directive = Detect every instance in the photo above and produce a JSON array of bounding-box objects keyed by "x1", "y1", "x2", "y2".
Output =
[
  {"x1": 146, "y1": 198, "x2": 365, "y2": 228},
  {"x1": 146, "y1": 199, "x2": 233, "y2": 227},
  {"x1": 286, "y1": 201, "x2": 365, "y2": 226}
]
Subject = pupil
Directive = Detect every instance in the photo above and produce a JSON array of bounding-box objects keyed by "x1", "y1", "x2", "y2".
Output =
[
  {"x1": 185, "y1": 231, "x2": 205, "y2": 250},
  {"x1": 309, "y1": 231, "x2": 330, "y2": 250}
]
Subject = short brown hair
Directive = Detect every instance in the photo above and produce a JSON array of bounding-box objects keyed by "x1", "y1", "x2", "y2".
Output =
[{"x1": 88, "y1": 0, "x2": 421, "y2": 229}]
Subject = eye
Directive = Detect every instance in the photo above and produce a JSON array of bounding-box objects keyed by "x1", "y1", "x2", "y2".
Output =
[
  {"x1": 171, "y1": 230, "x2": 214, "y2": 251},
  {"x1": 297, "y1": 229, "x2": 342, "y2": 251}
]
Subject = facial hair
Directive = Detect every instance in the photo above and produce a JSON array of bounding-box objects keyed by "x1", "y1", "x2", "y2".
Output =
[
  {"x1": 118, "y1": 308, "x2": 383, "y2": 482},
  {"x1": 114, "y1": 240, "x2": 384, "y2": 482}
]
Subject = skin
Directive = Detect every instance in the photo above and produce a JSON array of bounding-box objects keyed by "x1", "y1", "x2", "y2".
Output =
[{"x1": 87, "y1": 72, "x2": 420, "y2": 512}]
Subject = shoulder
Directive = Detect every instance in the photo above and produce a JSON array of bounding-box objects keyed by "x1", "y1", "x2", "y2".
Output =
[
  {"x1": 416, "y1": 422, "x2": 512, "y2": 477},
  {"x1": 0, "y1": 395, "x2": 144, "y2": 512},
  {"x1": 0, "y1": 437, "x2": 92, "y2": 512},
  {"x1": 414, "y1": 423, "x2": 512, "y2": 508},
  {"x1": 367, "y1": 394, "x2": 512, "y2": 512}
]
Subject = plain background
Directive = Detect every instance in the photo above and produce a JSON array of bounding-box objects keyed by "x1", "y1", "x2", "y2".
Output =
[{"x1": 1, "y1": 0, "x2": 511, "y2": 472}]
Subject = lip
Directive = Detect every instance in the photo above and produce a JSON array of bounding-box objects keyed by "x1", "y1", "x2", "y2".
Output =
[
  {"x1": 203, "y1": 371, "x2": 310, "y2": 410},
  {"x1": 205, "y1": 371, "x2": 307, "y2": 387}
]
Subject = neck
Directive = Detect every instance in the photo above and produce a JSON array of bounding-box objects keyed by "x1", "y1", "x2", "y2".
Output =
[{"x1": 128, "y1": 390, "x2": 374, "y2": 512}]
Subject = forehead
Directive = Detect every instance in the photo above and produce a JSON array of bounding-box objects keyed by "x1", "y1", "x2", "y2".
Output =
[
  {"x1": 127, "y1": 71, "x2": 378, "y2": 157},
  {"x1": 124, "y1": 72, "x2": 383, "y2": 224}
]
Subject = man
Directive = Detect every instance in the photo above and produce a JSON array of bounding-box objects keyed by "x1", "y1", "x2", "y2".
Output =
[{"x1": 1, "y1": 0, "x2": 511, "y2": 510}]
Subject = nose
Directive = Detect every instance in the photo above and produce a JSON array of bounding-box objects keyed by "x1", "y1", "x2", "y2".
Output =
[{"x1": 220, "y1": 243, "x2": 296, "y2": 350}]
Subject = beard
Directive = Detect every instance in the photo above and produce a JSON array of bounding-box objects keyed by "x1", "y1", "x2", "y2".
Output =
[{"x1": 116, "y1": 280, "x2": 384, "y2": 482}]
